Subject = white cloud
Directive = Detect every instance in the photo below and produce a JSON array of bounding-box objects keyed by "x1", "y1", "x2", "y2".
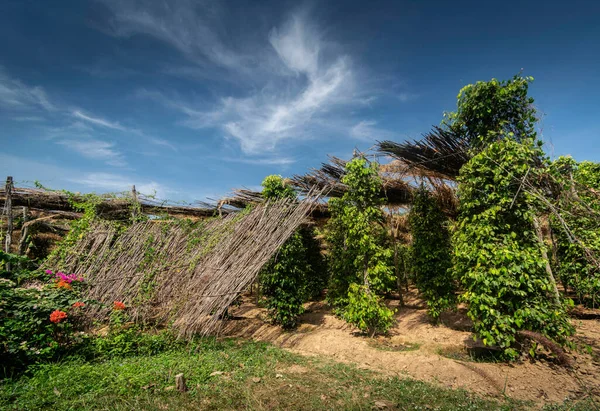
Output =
[
  {"x1": 350, "y1": 120, "x2": 395, "y2": 141},
  {"x1": 132, "y1": 10, "x2": 357, "y2": 155},
  {"x1": 222, "y1": 156, "x2": 296, "y2": 166},
  {"x1": 72, "y1": 110, "x2": 126, "y2": 130},
  {"x1": 269, "y1": 13, "x2": 320, "y2": 76},
  {"x1": 0, "y1": 67, "x2": 55, "y2": 111},
  {"x1": 100, "y1": 0, "x2": 250, "y2": 71},
  {"x1": 69, "y1": 172, "x2": 168, "y2": 198},
  {"x1": 57, "y1": 138, "x2": 126, "y2": 167}
]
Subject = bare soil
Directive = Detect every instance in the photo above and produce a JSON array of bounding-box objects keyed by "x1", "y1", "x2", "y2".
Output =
[{"x1": 222, "y1": 289, "x2": 600, "y2": 408}]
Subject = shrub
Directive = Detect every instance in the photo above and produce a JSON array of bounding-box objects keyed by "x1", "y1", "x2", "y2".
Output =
[
  {"x1": 408, "y1": 186, "x2": 456, "y2": 321},
  {"x1": 343, "y1": 283, "x2": 395, "y2": 337},
  {"x1": 326, "y1": 157, "x2": 394, "y2": 307},
  {"x1": 453, "y1": 138, "x2": 574, "y2": 358},
  {"x1": 260, "y1": 231, "x2": 308, "y2": 329},
  {"x1": 258, "y1": 175, "x2": 326, "y2": 328},
  {"x1": 549, "y1": 157, "x2": 600, "y2": 308},
  {"x1": 0, "y1": 263, "x2": 91, "y2": 375}
]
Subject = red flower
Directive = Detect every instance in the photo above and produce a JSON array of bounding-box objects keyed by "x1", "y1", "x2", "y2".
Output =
[
  {"x1": 56, "y1": 280, "x2": 72, "y2": 290},
  {"x1": 72, "y1": 301, "x2": 85, "y2": 308},
  {"x1": 113, "y1": 301, "x2": 126, "y2": 311},
  {"x1": 49, "y1": 310, "x2": 68, "y2": 324}
]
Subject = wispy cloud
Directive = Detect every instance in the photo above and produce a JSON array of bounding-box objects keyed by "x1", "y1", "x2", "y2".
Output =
[
  {"x1": 221, "y1": 156, "x2": 296, "y2": 166},
  {"x1": 72, "y1": 110, "x2": 126, "y2": 130},
  {"x1": 100, "y1": 0, "x2": 251, "y2": 71},
  {"x1": 0, "y1": 66, "x2": 55, "y2": 111},
  {"x1": 57, "y1": 138, "x2": 126, "y2": 167},
  {"x1": 126, "y1": 7, "x2": 363, "y2": 155},
  {"x1": 350, "y1": 120, "x2": 396, "y2": 141},
  {"x1": 68, "y1": 172, "x2": 169, "y2": 198}
]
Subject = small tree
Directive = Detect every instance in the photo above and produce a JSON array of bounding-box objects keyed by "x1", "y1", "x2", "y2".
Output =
[
  {"x1": 409, "y1": 186, "x2": 455, "y2": 321},
  {"x1": 326, "y1": 157, "x2": 395, "y2": 335},
  {"x1": 258, "y1": 175, "x2": 326, "y2": 328},
  {"x1": 549, "y1": 157, "x2": 600, "y2": 308},
  {"x1": 443, "y1": 74, "x2": 538, "y2": 149},
  {"x1": 453, "y1": 137, "x2": 573, "y2": 358}
]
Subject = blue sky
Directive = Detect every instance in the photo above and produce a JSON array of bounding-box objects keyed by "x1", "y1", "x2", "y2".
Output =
[{"x1": 1, "y1": 0, "x2": 599, "y2": 202}]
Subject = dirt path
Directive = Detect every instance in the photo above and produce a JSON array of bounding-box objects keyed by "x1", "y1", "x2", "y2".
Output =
[{"x1": 222, "y1": 291, "x2": 600, "y2": 407}]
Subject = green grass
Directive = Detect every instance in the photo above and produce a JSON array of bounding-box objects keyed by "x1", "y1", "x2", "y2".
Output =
[{"x1": 0, "y1": 338, "x2": 594, "y2": 411}]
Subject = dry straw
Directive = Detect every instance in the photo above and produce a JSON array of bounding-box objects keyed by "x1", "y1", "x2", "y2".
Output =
[{"x1": 47, "y1": 190, "x2": 323, "y2": 336}]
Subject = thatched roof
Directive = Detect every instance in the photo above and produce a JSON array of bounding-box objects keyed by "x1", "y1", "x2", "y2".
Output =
[
  {"x1": 0, "y1": 186, "x2": 220, "y2": 219},
  {"x1": 292, "y1": 156, "x2": 414, "y2": 206},
  {"x1": 45, "y1": 192, "x2": 323, "y2": 336},
  {"x1": 377, "y1": 126, "x2": 470, "y2": 180}
]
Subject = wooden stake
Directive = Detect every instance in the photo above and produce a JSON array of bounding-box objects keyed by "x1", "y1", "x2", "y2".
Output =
[
  {"x1": 4, "y1": 177, "x2": 13, "y2": 270},
  {"x1": 18, "y1": 206, "x2": 29, "y2": 256},
  {"x1": 131, "y1": 185, "x2": 138, "y2": 220},
  {"x1": 175, "y1": 373, "x2": 188, "y2": 392},
  {"x1": 533, "y1": 216, "x2": 561, "y2": 306}
]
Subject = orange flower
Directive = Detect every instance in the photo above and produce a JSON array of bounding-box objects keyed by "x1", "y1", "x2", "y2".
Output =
[
  {"x1": 113, "y1": 301, "x2": 126, "y2": 311},
  {"x1": 49, "y1": 310, "x2": 67, "y2": 324},
  {"x1": 72, "y1": 301, "x2": 85, "y2": 308},
  {"x1": 56, "y1": 280, "x2": 72, "y2": 290}
]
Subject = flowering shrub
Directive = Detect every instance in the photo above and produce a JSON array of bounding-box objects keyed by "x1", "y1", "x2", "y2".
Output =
[
  {"x1": 113, "y1": 301, "x2": 126, "y2": 311},
  {"x1": 0, "y1": 262, "x2": 92, "y2": 375},
  {"x1": 49, "y1": 310, "x2": 68, "y2": 324}
]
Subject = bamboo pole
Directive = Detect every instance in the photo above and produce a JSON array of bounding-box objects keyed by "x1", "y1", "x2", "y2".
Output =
[{"x1": 4, "y1": 176, "x2": 13, "y2": 271}]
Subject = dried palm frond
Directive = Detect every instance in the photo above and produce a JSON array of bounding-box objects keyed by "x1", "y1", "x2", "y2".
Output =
[{"x1": 377, "y1": 126, "x2": 470, "y2": 180}]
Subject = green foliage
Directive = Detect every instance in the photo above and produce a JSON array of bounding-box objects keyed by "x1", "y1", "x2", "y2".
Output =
[
  {"x1": 258, "y1": 175, "x2": 326, "y2": 329},
  {"x1": 260, "y1": 231, "x2": 308, "y2": 329},
  {"x1": 261, "y1": 174, "x2": 296, "y2": 200},
  {"x1": 453, "y1": 138, "x2": 573, "y2": 358},
  {"x1": 549, "y1": 157, "x2": 600, "y2": 308},
  {"x1": 343, "y1": 283, "x2": 395, "y2": 337},
  {"x1": 326, "y1": 157, "x2": 394, "y2": 307},
  {"x1": 0, "y1": 262, "x2": 91, "y2": 376},
  {"x1": 443, "y1": 74, "x2": 537, "y2": 149},
  {"x1": 409, "y1": 186, "x2": 456, "y2": 321},
  {"x1": 0, "y1": 338, "x2": 518, "y2": 411}
]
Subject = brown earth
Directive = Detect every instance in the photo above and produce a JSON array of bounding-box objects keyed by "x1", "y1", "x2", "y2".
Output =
[{"x1": 222, "y1": 289, "x2": 600, "y2": 408}]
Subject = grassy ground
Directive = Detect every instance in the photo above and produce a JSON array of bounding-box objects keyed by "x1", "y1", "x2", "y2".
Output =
[{"x1": 0, "y1": 338, "x2": 594, "y2": 411}]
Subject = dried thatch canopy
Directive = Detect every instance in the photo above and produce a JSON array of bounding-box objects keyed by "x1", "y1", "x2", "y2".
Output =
[
  {"x1": 377, "y1": 126, "x2": 471, "y2": 180},
  {"x1": 45, "y1": 192, "x2": 323, "y2": 336},
  {"x1": 0, "y1": 186, "x2": 220, "y2": 219},
  {"x1": 292, "y1": 156, "x2": 414, "y2": 206}
]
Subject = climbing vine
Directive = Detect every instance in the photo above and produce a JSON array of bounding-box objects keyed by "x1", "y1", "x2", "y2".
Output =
[
  {"x1": 453, "y1": 137, "x2": 573, "y2": 358},
  {"x1": 258, "y1": 175, "x2": 325, "y2": 329},
  {"x1": 549, "y1": 157, "x2": 600, "y2": 308},
  {"x1": 326, "y1": 157, "x2": 395, "y2": 335},
  {"x1": 409, "y1": 186, "x2": 456, "y2": 321}
]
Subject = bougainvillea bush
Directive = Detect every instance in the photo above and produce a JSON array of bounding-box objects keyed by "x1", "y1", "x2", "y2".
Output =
[{"x1": 0, "y1": 261, "x2": 91, "y2": 375}]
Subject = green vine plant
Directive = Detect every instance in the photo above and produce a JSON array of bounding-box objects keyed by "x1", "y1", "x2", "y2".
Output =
[
  {"x1": 257, "y1": 175, "x2": 326, "y2": 329},
  {"x1": 453, "y1": 136, "x2": 574, "y2": 359},
  {"x1": 409, "y1": 185, "x2": 456, "y2": 322},
  {"x1": 548, "y1": 157, "x2": 600, "y2": 308},
  {"x1": 325, "y1": 157, "x2": 396, "y2": 336}
]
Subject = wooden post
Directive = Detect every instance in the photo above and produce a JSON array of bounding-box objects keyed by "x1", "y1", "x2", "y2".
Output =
[
  {"x1": 18, "y1": 207, "x2": 29, "y2": 256},
  {"x1": 131, "y1": 185, "x2": 138, "y2": 220},
  {"x1": 533, "y1": 216, "x2": 561, "y2": 306},
  {"x1": 4, "y1": 176, "x2": 13, "y2": 271},
  {"x1": 175, "y1": 373, "x2": 188, "y2": 392}
]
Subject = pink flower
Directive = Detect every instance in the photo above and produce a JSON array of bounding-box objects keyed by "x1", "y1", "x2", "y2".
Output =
[
  {"x1": 53, "y1": 272, "x2": 83, "y2": 283},
  {"x1": 45, "y1": 269, "x2": 53, "y2": 275}
]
